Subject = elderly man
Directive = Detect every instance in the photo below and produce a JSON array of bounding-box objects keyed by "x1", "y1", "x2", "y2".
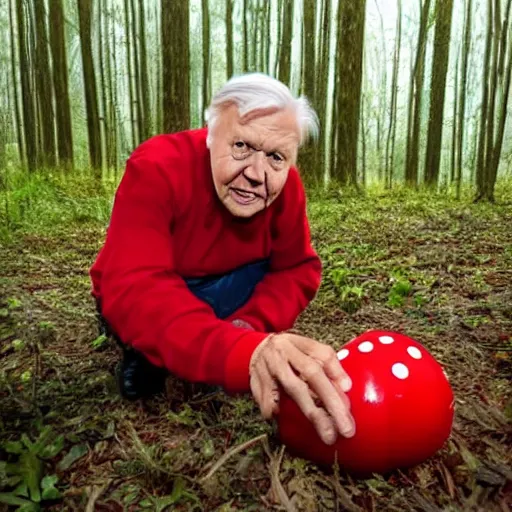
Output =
[{"x1": 90, "y1": 73, "x2": 355, "y2": 446}]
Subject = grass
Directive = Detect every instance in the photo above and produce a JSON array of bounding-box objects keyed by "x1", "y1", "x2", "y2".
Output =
[{"x1": 0, "y1": 169, "x2": 511, "y2": 511}]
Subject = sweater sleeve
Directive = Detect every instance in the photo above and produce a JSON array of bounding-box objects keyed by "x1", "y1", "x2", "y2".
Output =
[
  {"x1": 226, "y1": 169, "x2": 322, "y2": 333},
  {"x1": 98, "y1": 154, "x2": 267, "y2": 394}
]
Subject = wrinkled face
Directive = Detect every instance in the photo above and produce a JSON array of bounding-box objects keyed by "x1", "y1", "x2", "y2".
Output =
[{"x1": 208, "y1": 104, "x2": 300, "y2": 218}]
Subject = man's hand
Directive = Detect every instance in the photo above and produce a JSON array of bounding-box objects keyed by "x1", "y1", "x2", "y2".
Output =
[{"x1": 249, "y1": 332, "x2": 355, "y2": 445}]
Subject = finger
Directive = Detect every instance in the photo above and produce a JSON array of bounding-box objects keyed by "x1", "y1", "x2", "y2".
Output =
[
  {"x1": 255, "y1": 359, "x2": 280, "y2": 419},
  {"x1": 285, "y1": 344, "x2": 355, "y2": 438},
  {"x1": 289, "y1": 335, "x2": 352, "y2": 393},
  {"x1": 267, "y1": 356, "x2": 339, "y2": 445}
]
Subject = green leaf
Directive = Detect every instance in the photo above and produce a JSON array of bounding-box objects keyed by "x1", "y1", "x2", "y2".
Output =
[
  {"x1": 18, "y1": 452, "x2": 42, "y2": 503},
  {"x1": 13, "y1": 482, "x2": 29, "y2": 498},
  {"x1": 7, "y1": 298, "x2": 22, "y2": 309},
  {"x1": 57, "y1": 444, "x2": 88, "y2": 471},
  {"x1": 4, "y1": 441, "x2": 24, "y2": 454},
  {"x1": 91, "y1": 334, "x2": 108, "y2": 349},
  {"x1": 0, "y1": 492, "x2": 39, "y2": 510},
  {"x1": 41, "y1": 475, "x2": 61, "y2": 500},
  {"x1": 39, "y1": 435, "x2": 65, "y2": 460}
]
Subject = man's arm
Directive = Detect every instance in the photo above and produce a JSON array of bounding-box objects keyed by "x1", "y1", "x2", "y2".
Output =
[
  {"x1": 96, "y1": 153, "x2": 268, "y2": 393},
  {"x1": 226, "y1": 169, "x2": 322, "y2": 332}
]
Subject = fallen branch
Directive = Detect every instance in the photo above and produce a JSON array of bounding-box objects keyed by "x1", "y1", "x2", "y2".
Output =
[{"x1": 200, "y1": 433, "x2": 267, "y2": 482}]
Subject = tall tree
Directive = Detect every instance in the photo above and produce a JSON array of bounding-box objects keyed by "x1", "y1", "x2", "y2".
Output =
[
  {"x1": 104, "y1": 0, "x2": 117, "y2": 169},
  {"x1": 476, "y1": 0, "x2": 512, "y2": 201},
  {"x1": 315, "y1": 0, "x2": 331, "y2": 181},
  {"x1": 405, "y1": 0, "x2": 431, "y2": 187},
  {"x1": 16, "y1": 0, "x2": 36, "y2": 171},
  {"x1": 225, "y1": 0, "x2": 233, "y2": 79},
  {"x1": 33, "y1": 0, "x2": 56, "y2": 168},
  {"x1": 138, "y1": 0, "x2": 151, "y2": 140},
  {"x1": 130, "y1": 0, "x2": 143, "y2": 144},
  {"x1": 278, "y1": 0, "x2": 294, "y2": 86},
  {"x1": 9, "y1": 0, "x2": 24, "y2": 165},
  {"x1": 202, "y1": 0, "x2": 211, "y2": 121},
  {"x1": 456, "y1": 0, "x2": 473, "y2": 198},
  {"x1": 49, "y1": 0, "x2": 73, "y2": 169},
  {"x1": 124, "y1": 0, "x2": 136, "y2": 147},
  {"x1": 77, "y1": 0, "x2": 102, "y2": 174},
  {"x1": 298, "y1": 0, "x2": 318, "y2": 184},
  {"x1": 385, "y1": 0, "x2": 402, "y2": 189},
  {"x1": 332, "y1": 0, "x2": 366, "y2": 185},
  {"x1": 423, "y1": 0, "x2": 454, "y2": 187},
  {"x1": 98, "y1": 0, "x2": 109, "y2": 169},
  {"x1": 162, "y1": 0, "x2": 190, "y2": 133}
]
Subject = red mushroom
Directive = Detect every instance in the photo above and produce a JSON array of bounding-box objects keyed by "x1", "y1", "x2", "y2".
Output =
[{"x1": 276, "y1": 330, "x2": 455, "y2": 475}]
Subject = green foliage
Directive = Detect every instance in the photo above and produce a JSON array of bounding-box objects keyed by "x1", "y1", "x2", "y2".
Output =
[
  {"x1": 387, "y1": 272, "x2": 413, "y2": 307},
  {"x1": 139, "y1": 477, "x2": 200, "y2": 510},
  {"x1": 0, "y1": 427, "x2": 65, "y2": 511},
  {"x1": 0, "y1": 167, "x2": 116, "y2": 241}
]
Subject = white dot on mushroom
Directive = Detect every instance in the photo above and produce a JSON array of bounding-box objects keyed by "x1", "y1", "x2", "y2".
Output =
[
  {"x1": 337, "y1": 349, "x2": 349, "y2": 361},
  {"x1": 379, "y1": 336, "x2": 395, "y2": 344},
  {"x1": 358, "y1": 341, "x2": 374, "y2": 353},
  {"x1": 392, "y1": 363, "x2": 409, "y2": 379},
  {"x1": 407, "y1": 346, "x2": 422, "y2": 359}
]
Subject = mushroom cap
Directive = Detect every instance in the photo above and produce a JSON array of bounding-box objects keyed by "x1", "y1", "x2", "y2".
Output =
[{"x1": 276, "y1": 330, "x2": 455, "y2": 475}]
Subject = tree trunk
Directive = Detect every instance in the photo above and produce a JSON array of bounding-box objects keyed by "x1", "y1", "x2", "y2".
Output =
[
  {"x1": 77, "y1": 0, "x2": 102, "y2": 174},
  {"x1": 424, "y1": 0, "x2": 454, "y2": 187},
  {"x1": 105, "y1": 0, "x2": 117, "y2": 169},
  {"x1": 278, "y1": 0, "x2": 294, "y2": 86},
  {"x1": 130, "y1": 0, "x2": 143, "y2": 143},
  {"x1": 138, "y1": 0, "x2": 151, "y2": 139},
  {"x1": 49, "y1": 0, "x2": 73, "y2": 170},
  {"x1": 243, "y1": 0, "x2": 248, "y2": 72},
  {"x1": 98, "y1": 0, "x2": 109, "y2": 170},
  {"x1": 225, "y1": 0, "x2": 233, "y2": 79},
  {"x1": 405, "y1": 0, "x2": 431, "y2": 187},
  {"x1": 298, "y1": 0, "x2": 318, "y2": 185},
  {"x1": 124, "y1": 0, "x2": 136, "y2": 147},
  {"x1": 162, "y1": 0, "x2": 190, "y2": 133},
  {"x1": 315, "y1": 0, "x2": 331, "y2": 182},
  {"x1": 475, "y1": 0, "x2": 493, "y2": 198},
  {"x1": 385, "y1": 0, "x2": 402, "y2": 189},
  {"x1": 333, "y1": 0, "x2": 366, "y2": 186},
  {"x1": 202, "y1": 0, "x2": 211, "y2": 122},
  {"x1": 485, "y1": 0, "x2": 512, "y2": 200},
  {"x1": 9, "y1": 0, "x2": 24, "y2": 165},
  {"x1": 451, "y1": 45, "x2": 460, "y2": 185},
  {"x1": 16, "y1": 0, "x2": 36, "y2": 171},
  {"x1": 483, "y1": 0, "x2": 502, "y2": 195},
  {"x1": 33, "y1": 0, "x2": 56, "y2": 168},
  {"x1": 456, "y1": 0, "x2": 473, "y2": 199}
]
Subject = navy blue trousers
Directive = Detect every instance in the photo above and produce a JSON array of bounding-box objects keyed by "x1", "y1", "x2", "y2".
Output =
[{"x1": 97, "y1": 258, "x2": 269, "y2": 343}]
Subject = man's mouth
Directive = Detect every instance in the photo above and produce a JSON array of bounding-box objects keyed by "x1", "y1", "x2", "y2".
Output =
[{"x1": 230, "y1": 188, "x2": 263, "y2": 205}]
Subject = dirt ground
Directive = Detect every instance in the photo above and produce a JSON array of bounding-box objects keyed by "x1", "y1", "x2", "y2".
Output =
[{"x1": 1, "y1": 189, "x2": 511, "y2": 511}]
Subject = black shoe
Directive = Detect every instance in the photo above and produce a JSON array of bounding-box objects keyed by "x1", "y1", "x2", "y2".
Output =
[{"x1": 116, "y1": 347, "x2": 168, "y2": 400}]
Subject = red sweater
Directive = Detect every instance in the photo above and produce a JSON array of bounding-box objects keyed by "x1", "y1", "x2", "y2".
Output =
[{"x1": 90, "y1": 128, "x2": 322, "y2": 394}]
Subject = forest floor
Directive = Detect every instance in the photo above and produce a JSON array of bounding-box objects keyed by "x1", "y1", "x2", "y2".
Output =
[{"x1": 0, "y1": 181, "x2": 511, "y2": 511}]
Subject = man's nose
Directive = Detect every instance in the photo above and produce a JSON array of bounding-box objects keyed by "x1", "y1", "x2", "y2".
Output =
[{"x1": 244, "y1": 151, "x2": 266, "y2": 184}]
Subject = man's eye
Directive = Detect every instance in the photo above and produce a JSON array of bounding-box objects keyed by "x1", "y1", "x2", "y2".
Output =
[
  {"x1": 271, "y1": 153, "x2": 283, "y2": 162},
  {"x1": 234, "y1": 141, "x2": 246, "y2": 149}
]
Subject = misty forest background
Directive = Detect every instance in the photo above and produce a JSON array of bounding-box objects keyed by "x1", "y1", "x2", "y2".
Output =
[{"x1": 1, "y1": 0, "x2": 512, "y2": 211}]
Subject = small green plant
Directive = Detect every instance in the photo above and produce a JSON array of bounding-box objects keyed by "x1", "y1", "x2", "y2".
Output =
[
  {"x1": 387, "y1": 270, "x2": 413, "y2": 308},
  {"x1": 91, "y1": 333, "x2": 109, "y2": 350},
  {"x1": 339, "y1": 285, "x2": 365, "y2": 313},
  {"x1": 0, "y1": 426, "x2": 64, "y2": 511},
  {"x1": 139, "y1": 477, "x2": 200, "y2": 510}
]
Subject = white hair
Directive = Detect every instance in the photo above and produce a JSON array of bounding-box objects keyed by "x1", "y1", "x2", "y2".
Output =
[{"x1": 204, "y1": 73, "x2": 319, "y2": 147}]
